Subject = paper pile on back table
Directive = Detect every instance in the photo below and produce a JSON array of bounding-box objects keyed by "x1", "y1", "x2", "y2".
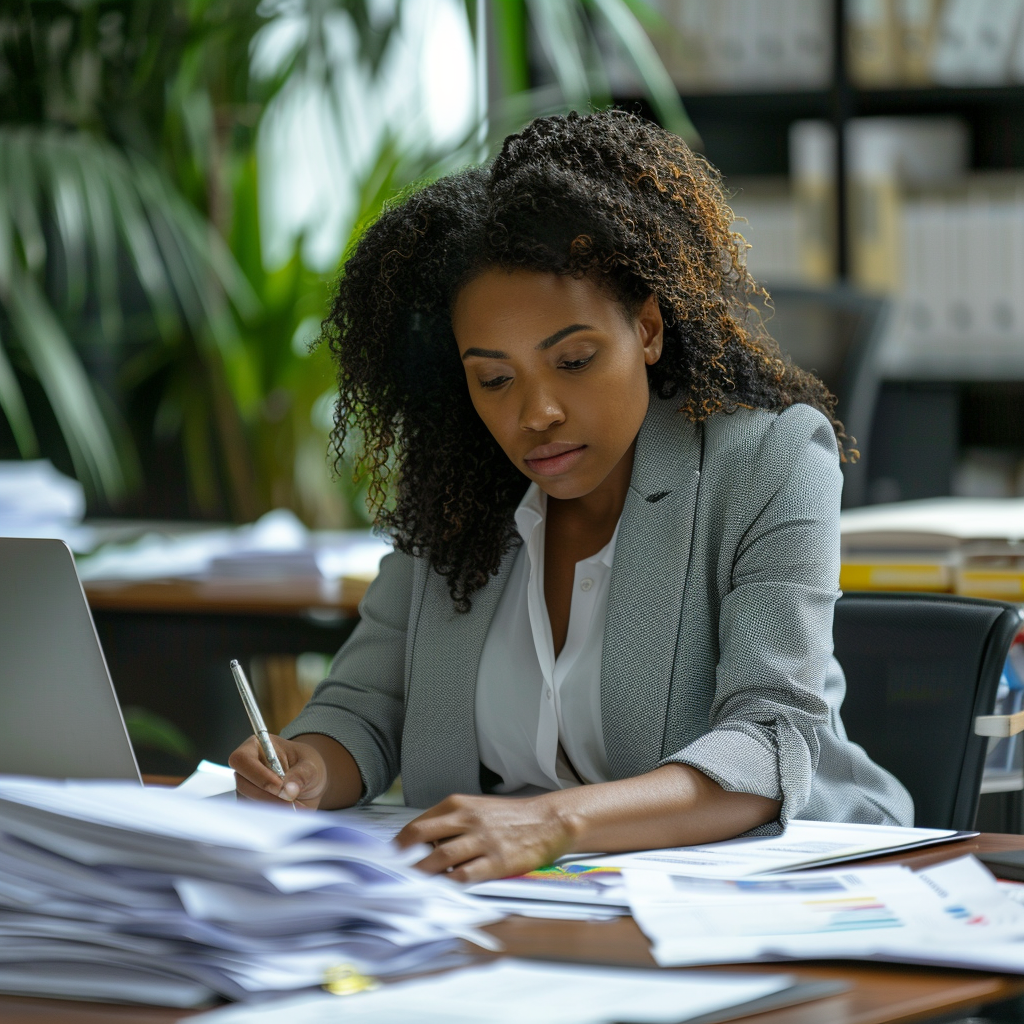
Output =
[
  {"x1": 626, "y1": 855, "x2": 1024, "y2": 973},
  {"x1": 0, "y1": 778, "x2": 498, "y2": 1007}
]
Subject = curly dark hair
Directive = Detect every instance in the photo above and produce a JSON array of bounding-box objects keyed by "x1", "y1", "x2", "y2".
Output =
[{"x1": 322, "y1": 109, "x2": 847, "y2": 610}]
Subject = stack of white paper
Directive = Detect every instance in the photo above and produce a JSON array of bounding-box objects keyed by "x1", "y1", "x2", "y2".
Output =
[
  {"x1": 626, "y1": 855, "x2": 1024, "y2": 973},
  {"x1": 841, "y1": 496, "x2": 1024, "y2": 550},
  {"x1": 0, "y1": 459, "x2": 93, "y2": 549},
  {"x1": 0, "y1": 778, "x2": 497, "y2": 1007},
  {"x1": 75, "y1": 509, "x2": 391, "y2": 583},
  {"x1": 0, "y1": 459, "x2": 84, "y2": 522}
]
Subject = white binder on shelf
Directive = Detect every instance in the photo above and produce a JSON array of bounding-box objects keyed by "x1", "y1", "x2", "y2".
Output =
[
  {"x1": 847, "y1": 0, "x2": 901, "y2": 86},
  {"x1": 1010, "y1": 0, "x2": 1024, "y2": 79},
  {"x1": 704, "y1": 0, "x2": 750, "y2": 90},
  {"x1": 728, "y1": 178, "x2": 803, "y2": 284},
  {"x1": 785, "y1": 0, "x2": 833, "y2": 87},
  {"x1": 896, "y1": 0, "x2": 942, "y2": 85},
  {"x1": 789, "y1": 120, "x2": 837, "y2": 283},
  {"x1": 658, "y1": 0, "x2": 714, "y2": 91},
  {"x1": 931, "y1": 0, "x2": 984, "y2": 84},
  {"x1": 963, "y1": 0, "x2": 1024, "y2": 84},
  {"x1": 886, "y1": 175, "x2": 1024, "y2": 380}
]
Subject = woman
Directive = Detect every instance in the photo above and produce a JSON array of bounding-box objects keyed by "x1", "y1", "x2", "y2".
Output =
[{"x1": 231, "y1": 110, "x2": 913, "y2": 881}]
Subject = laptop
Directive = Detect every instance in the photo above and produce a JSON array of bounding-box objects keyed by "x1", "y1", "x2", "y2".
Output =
[{"x1": 0, "y1": 537, "x2": 141, "y2": 781}]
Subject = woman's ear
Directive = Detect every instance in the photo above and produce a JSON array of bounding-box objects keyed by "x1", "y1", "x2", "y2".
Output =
[{"x1": 638, "y1": 293, "x2": 664, "y2": 366}]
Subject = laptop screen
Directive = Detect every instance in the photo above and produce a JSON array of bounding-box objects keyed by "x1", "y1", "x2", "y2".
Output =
[{"x1": 0, "y1": 538, "x2": 140, "y2": 781}]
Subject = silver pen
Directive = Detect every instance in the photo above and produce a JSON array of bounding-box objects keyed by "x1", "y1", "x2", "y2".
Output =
[{"x1": 230, "y1": 659, "x2": 286, "y2": 780}]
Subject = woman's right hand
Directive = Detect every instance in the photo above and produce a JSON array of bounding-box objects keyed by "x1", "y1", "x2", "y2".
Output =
[{"x1": 228, "y1": 735, "x2": 329, "y2": 809}]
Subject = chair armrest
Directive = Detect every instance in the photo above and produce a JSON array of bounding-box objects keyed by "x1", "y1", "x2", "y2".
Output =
[{"x1": 975, "y1": 712, "x2": 1024, "y2": 738}]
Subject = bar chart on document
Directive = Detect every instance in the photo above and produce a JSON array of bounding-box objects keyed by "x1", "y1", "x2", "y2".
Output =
[{"x1": 657, "y1": 873, "x2": 905, "y2": 937}]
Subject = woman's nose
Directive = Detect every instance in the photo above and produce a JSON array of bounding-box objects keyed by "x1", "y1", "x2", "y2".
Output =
[{"x1": 519, "y1": 385, "x2": 565, "y2": 433}]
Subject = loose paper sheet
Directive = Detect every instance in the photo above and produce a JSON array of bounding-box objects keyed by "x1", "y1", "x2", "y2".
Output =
[
  {"x1": 187, "y1": 959, "x2": 796, "y2": 1024},
  {"x1": 573, "y1": 819, "x2": 962, "y2": 877}
]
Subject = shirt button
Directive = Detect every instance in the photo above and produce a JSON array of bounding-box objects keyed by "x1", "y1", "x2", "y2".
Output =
[
  {"x1": 545, "y1": 687, "x2": 553, "y2": 700},
  {"x1": 580, "y1": 578, "x2": 594, "y2": 592}
]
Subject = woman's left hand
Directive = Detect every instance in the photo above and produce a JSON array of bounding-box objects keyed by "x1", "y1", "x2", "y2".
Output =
[{"x1": 394, "y1": 793, "x2": 578, "y2": 882}]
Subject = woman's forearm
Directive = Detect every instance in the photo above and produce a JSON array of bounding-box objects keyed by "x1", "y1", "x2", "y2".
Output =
[
  {"x1": 547, "y1": 763, "x2": 780, "y2": 854},
  {"x1": 396, "y1": 762, "x2": 781, "y2": 881}
]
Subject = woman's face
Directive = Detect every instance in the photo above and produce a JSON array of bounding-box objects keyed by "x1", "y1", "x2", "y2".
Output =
[{"x1": 451, "y1": 269, "x2": 663, "y2": 502}]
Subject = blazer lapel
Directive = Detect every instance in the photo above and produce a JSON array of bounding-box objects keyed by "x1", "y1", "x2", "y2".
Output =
[
  {"x1": 602, "y1": 397, "x2": 702, "y2": 779},
  {"x1": 402, "y1": 544, "x2": 518, "y2": 808}
]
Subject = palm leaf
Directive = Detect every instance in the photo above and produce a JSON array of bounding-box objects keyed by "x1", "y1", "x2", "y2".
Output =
[
  {"x1": 2, "y1": 135, "x2": 46, "y2": 274},
  {"x1": 127, "y1": 152, "x2": 260, "y2": 413},
  {"x1": 488, "y1": 1, "x2": 697, "y2": 147},
  {"x1": 43, "y1": 137, "x2": 90, "y2": 315},
  {"x1": 75, "y1": 141, "x2": 123, "y2": 343},
  {"x1": 586, "y1": 0, "x2": 700, "y2": 145},
  {"x1": 0, "y1": 125, "x2": 260, "y2": 501},
  {"x1": 0, "y1": 155, "x2": 37, "y2": 456},
  {"x1": 487, "y1": 0, "x2": 530, "y2": 96},
  {"x1": 3, "y1": 268, "x2": 126, "y2": 496},
  {"x1": 0, "y1": 325, "x2": 39, "y2": 458},
  {"x1": 527, "y1": 0, "x2": 596, "y2": 109},
  {"x1": 129, "y1": 151, "x2": 259, "y2": 323},
  {"x1": 99, "y1": 151, "x2": 181, "y2": 343}
]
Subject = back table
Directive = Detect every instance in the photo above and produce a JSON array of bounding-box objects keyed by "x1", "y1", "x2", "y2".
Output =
[{"x1": 82, "y1": 577, "x2": 367, "y2": 770}]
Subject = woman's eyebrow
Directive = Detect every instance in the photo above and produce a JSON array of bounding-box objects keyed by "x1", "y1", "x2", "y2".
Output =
[
  {"x1": 460, "y1": 323, "x2": 594, "y2": 361},
  {"x1": 461, "y1": 346, "x2": 508, "y2": 360},
  {"x1": 535, "y1": 323, "x2": 593, "y2": 350}
]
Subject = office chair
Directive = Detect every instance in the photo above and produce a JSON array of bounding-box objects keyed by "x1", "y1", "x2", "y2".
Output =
[
  {"x1": 834, "y1": 591, "x2": 1023, "y2": 831},
  {"x1": 754, "y1": 284, "x2": 891, "y2": 508}
]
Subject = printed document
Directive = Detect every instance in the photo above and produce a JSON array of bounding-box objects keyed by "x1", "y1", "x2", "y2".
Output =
[
  {"x1": 188, "y1": 959, "x2": 800, "y2": 1024},
  {"x1": 469, "y1": 820, "x2": 965, "y2": 911},
  {"x1": 626, "y1": 854, "x2": 1024, "y2": 972},
  {"x1": 572, "y1": 819, "x2": 965, "y2": 877}
]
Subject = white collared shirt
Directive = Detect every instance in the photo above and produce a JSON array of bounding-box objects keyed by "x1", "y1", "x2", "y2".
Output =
[{"x1": 475, "y1": 483, "x2": 619, "y2": 794}]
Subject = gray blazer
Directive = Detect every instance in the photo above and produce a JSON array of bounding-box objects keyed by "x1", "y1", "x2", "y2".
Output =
[{"x1": 284, "y1": 396, "x2": 914, "y2": 828}]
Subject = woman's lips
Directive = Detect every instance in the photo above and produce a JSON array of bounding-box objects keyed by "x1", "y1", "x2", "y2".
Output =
[{"x1": 525, "y1": 445, "x2": 586, "y2": 476}]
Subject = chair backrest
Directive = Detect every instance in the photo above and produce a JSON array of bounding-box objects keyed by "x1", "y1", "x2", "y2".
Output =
[{"x1": 834, "y1": 591, "x2": 1022, "y2": 830}]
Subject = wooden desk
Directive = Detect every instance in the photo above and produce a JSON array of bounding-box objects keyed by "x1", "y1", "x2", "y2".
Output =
[{"x1": 2, "y1": 833, "x2": 1023, "y2": 1024}]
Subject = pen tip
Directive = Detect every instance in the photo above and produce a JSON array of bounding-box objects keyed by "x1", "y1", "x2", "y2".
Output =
[{"x1": 229, "y1": 659, "x2": 240, "y2": 669}]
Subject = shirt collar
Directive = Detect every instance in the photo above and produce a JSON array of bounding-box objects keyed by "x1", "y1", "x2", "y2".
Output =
[
  {"x1": 514, "y1": 482, "x2": 546, "y2": 545},
  {"x1": 514, "y1": 482, "x2": 619, "y2": 568}
]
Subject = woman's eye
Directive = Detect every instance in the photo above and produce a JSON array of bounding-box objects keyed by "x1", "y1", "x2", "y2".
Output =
[
  {"x1": 560, "y1": 355, "x2": 594, "y2": 371},
  {"x1": 479, "y1": 375, "x2": 512, "y2": 390}
]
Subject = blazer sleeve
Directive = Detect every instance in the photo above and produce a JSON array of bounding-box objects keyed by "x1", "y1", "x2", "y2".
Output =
[
  {"x1": 279, "y1": 548, "x2": 414, "y2": 804},
  {"x1": 660, "y1": 404, "x2": 838, "y2": 828}
]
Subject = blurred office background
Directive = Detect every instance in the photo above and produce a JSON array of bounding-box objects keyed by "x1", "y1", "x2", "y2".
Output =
[{"x1": 5, "y1": 0, "x2": 1024, "y2": 526}]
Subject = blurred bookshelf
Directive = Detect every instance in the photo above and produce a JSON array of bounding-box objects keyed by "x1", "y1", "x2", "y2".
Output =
[{"x1": 612, "y1": 0, "x2": 1024, "y2": 507}]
